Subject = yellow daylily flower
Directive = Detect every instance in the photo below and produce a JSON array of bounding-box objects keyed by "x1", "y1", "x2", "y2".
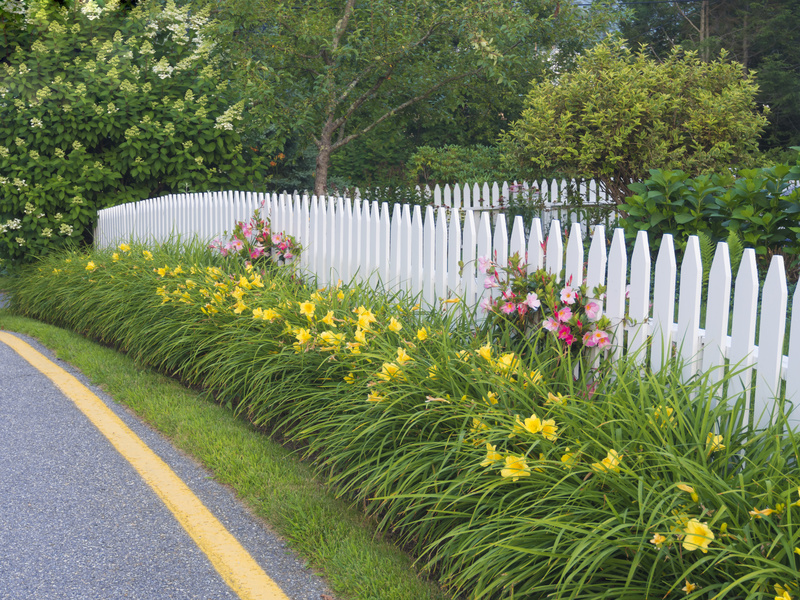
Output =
[
  {"x1": 396, "y1": 347, "x2": 412, "y2": 364},
  {"x1": 650, "y1": 533, "x2": 666, "y2": 548},
  {"x1": 118, "y1": 243, "x2": 131, "y2": 252},
  {"x1": 378, "y1": 362, "x2": 402, "y2": 381},
  {"x1": 477, "y1": 343, "x2": 493, "y2": 363},
  {"x1": 677, "y1": 483, "x2": 700, "y2": 503},
  {"x1": 546, "y1": 392, "x2": 567, "y2": 405},
  {"x1": 483, "y1": 391, "x2": 499, "y2": 405},
  {"x1": 321, "y1": 311, "x2": 337, "y2": 327},
  {"x1": 416, "y1": 328, "x2": 428, "y2": 341},
  {"x1": 299, "y1": 301, "x2": 315, "y2": 319},
  {"x1": 682, "y1": 519, "x2": 714, "y2": 553},
  {"x1": 388, "y1": 317, "x2": 403, "y2": 332},
  {"x1": 500, "y1": 454, "x2": 531, "y2": 482},
  {"x1": 480, "y1": 443, "x2": 502, "y2": 467},
  {"x1": 112, "y1": 252, "x2": 120, "y2": 262},
  {"x1": 367, "y1": 392, "x2": 384, "y2": 403},
  {"x1": 749, "y1": 507, "x2": 776, "y2": 519},
  {"x1": 681, "y1": 580, "x2": 698, "y2": 593},
  {"x1": 591, "y1": 449, "x2": 622, "y2": 474},
  {"x1": 706, "y1": 432, "x2": 725, "y2": 453},
  {"x1": 142, "y1": 250, "x2": 153, "y2": 260},
  {"x1": 85, "y1": 261, "x2": 97, "y2": 271},
  {"x1": 295, "y1": 328, "x2": 313, "y2": 345}
]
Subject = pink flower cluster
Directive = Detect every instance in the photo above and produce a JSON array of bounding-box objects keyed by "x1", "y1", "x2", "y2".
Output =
[
  {"x1": 209, "y1": 206, "x2": 299, "y2": 264},
  {"x1": 478, "y1": 253, "x2": 612, "y2": 352}
]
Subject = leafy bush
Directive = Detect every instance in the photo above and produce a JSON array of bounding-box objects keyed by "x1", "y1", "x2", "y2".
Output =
[
  {"x1": 618, "y1": 151, "x2": 800, "y2": 255},
  {"x1": 407, "y1": 144, "x2": 512, "y2": 188},
  {"x1": 0, "y1": 0, "x2": 264, "y2": 266},
  {"x1": 8, "y1": 233, "x2": 800, "y2": 600},
  {"x1": 501, "y1": 37, "x2": 768, "y2": 204}
]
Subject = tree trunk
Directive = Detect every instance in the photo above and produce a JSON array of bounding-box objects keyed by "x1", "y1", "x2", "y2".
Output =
[{"x1": 314, "y1": 126, "x2": 334, "y2": 196}]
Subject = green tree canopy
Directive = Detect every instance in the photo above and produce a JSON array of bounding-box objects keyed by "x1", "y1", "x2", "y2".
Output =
[
  {"x1": 501, "y1": 38, "x2": 769, "y2": 204},
  {"x1": 206, "y1": 0, "x2": 612, "y2": 194}
]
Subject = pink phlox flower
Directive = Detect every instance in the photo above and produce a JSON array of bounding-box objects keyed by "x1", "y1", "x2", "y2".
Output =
[
  {"x1": 517, "y1": 303, "x2": 529, "y2": 316},
  {"x1": 502, "y1": 289, "x2": 516, "y2": 300},
  {"x1": 479, "y1": 298, "x2": 493, "y2": 313},
  {"x1": 583, "y1": 331, "x2": 597, "y2": 347},
  {"x1": 477, "y1": 256, "x2": 491, "y2": 273},
  {"x1": 543, "y1": 317, "x2": 559, "y2": 332},
  {"x1": 272, "y1": 233, "x2": 283, "y2": 244},
  {"x1": 283, "y1": 251, "x2": 294, "y2": 260},
  {"x1": 585, "y1": 301, "x2": 601, "y2": 321},
  {"x1": 592, "y1": 330, "x2": 611, "y2": 348},
  {"x1": 250, "y1": 246, "x2": 265, "y2": 259},
  {"x1": 557, "y1": 324, "x2": 571, "y2": 339},
  {"x1": 524, "y1": 292, "x2": 541, "y2": 311},
  {"x1": 241, "y1": 222, "x2": 253, "y2": 237},
  {"x1": 562, "y1": 333, "x2": 576, "y2": 346},
  {"x1": 556, "y1": 306, "x2": 573, "y2": 322},
  {"x1": 483, "y1": 276, "x2": 499, "y2": 289},
  {"x1": 501, "y1": 302, "x2": 517, "y2": 314},
  {"x1": 229, "y1": 238, "x2": 244, "y2": 252},
  {"x1": 625, "y1": 285, "x2": 631, "y2": 299},
  {"x1": 560, "y1": 286, "x2": 577, "y2": 305}
]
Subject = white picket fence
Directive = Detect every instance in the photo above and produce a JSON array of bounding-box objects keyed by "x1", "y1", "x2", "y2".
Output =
[{"x1": 95, "y1": 190, "x2": 799, "y2": 429}]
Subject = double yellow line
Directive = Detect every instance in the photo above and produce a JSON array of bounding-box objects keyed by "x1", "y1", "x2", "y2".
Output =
[{"x1": 0, "y1": 332, "x2": 290, "y2": 600}]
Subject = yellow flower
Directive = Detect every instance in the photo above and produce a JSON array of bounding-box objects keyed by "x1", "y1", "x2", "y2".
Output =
[
  {"x1": 112, "y1": 252, "x2": 120, "y2": 262},
  {"x1": 500, "y1": 454, "x2": 531, "y2": 481},
  {"x1": 354, "y1": 327, "x2": 367, "y2": 344},
  {"x1": 337, "y1": 290, "x2": 345, "y2": 302},
  {"x1": 344, "y1": 372, "x2": 356, "y2": 384},
  {"x1": 354, "y1": 305, "x2": 377, "y2": 329},
  {"x1": 483, "y1": 391, "x2": 499, "y2": 405},
  {"x1": 682, "y1": 519, "x2": 714, "y2": 553},
  {"x1": 477, "y1": 343, "x2": 493, "y2": 362},
  {"x1": 749, "y1": 507, "x2": 776, "y2": 519},
  {"x1": 367, "y1": 392, "x2": 384, "y2": 402},
  {"x1": 480, "y1": 443, "x2": 502, "y2": 467},
  {"x1": 142, "y1": 250, "x2": 153, "y2": 260},
  {"x1": 388, "y1": 317, "x2": 403, "y2": 332},
  {"x1": 299, "y1": 301, "x2": 315, "y2": 319},
  {"x1": 416, "y1": 328, "x2": 428, "y2": 341},
  {"x1": 457, "y1": 350, "x2": 470, "y2": 361},
  {"x1": 706, "y1": 432, "x2": 725, "y2": 453},
  {"x1": 443, "y1": 297, "x2": 460, "y2": 304},
  {"x1": 52, "y1": 268, "x2": 61, "y2": 274},
  {"x1": 118, "y1": 243, "x2": 130, "y2": 252},
  {"x1": 652, "y1": 405, "x2": 675, "y2": 427},
  {"x1": 519, "y1": 413, "x2": 542, "y2": 435},
  {"x1": 262, "y1": 308, "x2": 281, "y2": 321},
  {"x1": 321, "y1": 311, "x2": 337, "y2": 327},
  {"x1": 172, "y1": 265, "x2": 184, "y2": 276},
  {"x1": 252, "y1": 307, "x2": 264, "y2": 319},
  {"x1": 237, "y1": 276, "x2": 252, "y2": 290},
  {"x1": 378, "y1": 362, "x2": 402, "y2": 381},
  {"x1": 396, "y1": 347, "x2": 412, "y2": 364},
  {"x1": 775, "y1": 584, "x2": 793, "y2": 600},
  {"x1": 650, "y1": 533, "x2": 666, "y2": 548},
  {"x1": 230, "y1": 286, "x2": 245, "y2": 301},
  {"x1": 471, "y1": 418, "x2": 489, "y2": 444},
  {"x1": 591, "y1": 449, "x2": 622, "y2": 474},
  {"x1": 319, "y1": 331, "x2": 344, "y2": 349},
  {"x1": 495, "y1": 352, "x2": 518, "y2": 374},
  {"x1": 681, "y1": 580, "x2": 698, "y2": 593},
  {"x1": 295, "y1": 328, "x2": 312, "y2": 345},
  {"x1": 677, "y1": 483, "x2": 700, "y2": 503},
  {"x1": 185, "y1": 279, "x2": 197, "y2": 289},
  {"x1": 546, "y1": 392, "x2": 567, "y2": 405},
  {"x1": 540, "y1": 418, "x2": 558, "y2": 441},
  {"x1": 85, "y1": 261, "x2": 96, "y2": 271},
  {"x1": 428, "y1": 364, "x2": 438, "y2": 379},
  {"x1": 523, "y1": 370, "x2": 543, "y2": 387},
  {"x1": 560, "y1": 448, "x2": 577, "y2": 468},
  {"x1": 346, "y1": 342, "x2": 361, "y2": 354},
  {"x1": 155, "y1": 266, "x2": 168, "y2": 277},
  {"x1": 233, "y1": 300, "x2": 248, "y2": 314},
  {"x1": 310, "y1": 291, "x2": 324, "y2": 302}
]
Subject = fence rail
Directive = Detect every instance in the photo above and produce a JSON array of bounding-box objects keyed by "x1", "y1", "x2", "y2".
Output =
[{"x1": 95, "y1": 189, "x2": 799, "y2": 429}]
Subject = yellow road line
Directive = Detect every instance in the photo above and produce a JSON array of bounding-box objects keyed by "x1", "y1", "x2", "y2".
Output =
[{"x1": 0, "y1": 331, "x2": 291, "y2": 600}]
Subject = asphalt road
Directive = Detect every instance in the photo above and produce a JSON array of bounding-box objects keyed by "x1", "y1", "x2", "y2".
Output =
[{"x1": 0, "y1": 330, "x2": 334, "y2": 600}]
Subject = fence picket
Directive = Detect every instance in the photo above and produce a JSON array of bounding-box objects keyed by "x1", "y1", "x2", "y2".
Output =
[
  {"x1": 435, "y1": 207, "x2": 448, "y2": 303},
  {"x1": 754, "y1": 255, "x2": 788, "y2": 428},
  {"x1": 651, "y1": 236, "x2": 677, "y2": 373},
  {"x1": 786, "y1": 284, "x2": 800, "y2": 427},
  {"x1": 423, "y1": 206, "x2": 436, "y2": 306},
  {"x1": 564, "y1": 223, "x2": 584, "y2": 288},
  {"x1": 677, "y1": 236, "x2": 702, "y2": 380},
  {"x1": 462, "y1": 211, "x2": 477, "y2": 308},
  {"x1": 702, "y1": 243, "x2": 732, "y2": 390},
  {"x1": 628, "y1": 231, "x2": 651, "y2": 362},
  {"x1": 728, "y1": 249, "x2": 759, "y2": 405},
  {"x1": 410, "y1": 206, "x2": 424, "y2": 297},
  {"x1": 448, "y1": 209, "x2": 462, "y2": 300},
  {"x1": 527, "y1": 218, "x2": 544, "y2": 273},
  {"x1": 545, "y1": 220, "x2": 563, "y2": 278},
  {"x1": 606, "y1": 229, "x2": 627, "y2": 361}
]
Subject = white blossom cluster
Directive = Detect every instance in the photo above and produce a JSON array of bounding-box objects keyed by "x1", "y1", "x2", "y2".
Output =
[
  {"x1": 41, "y1": 227, "x2": 52, "y2": 238},
  {"x1": 24, "y1": 202, "x2": 35, "y2": 215},
  {"x1": 80, "y1": 0, "x2": 103, "y2": 21},
  {"x1": 152, "y1": 57, "x2": 175, "y2": 79},
  {"x1": 0, "y1": 0, "x2": 25, "y2": 15},
  {"x1": 30, "y1": 117, "x2": 43, "y2": 128},
  {"x1": 3, "y1": 218, "x2": 22, "y2": 231},
  {"x1": 214, "y1": 101, "x2": 244, "y2": 131},
  {"x1": 59, "y1": 223, "x2": 73, "y2": 236}
]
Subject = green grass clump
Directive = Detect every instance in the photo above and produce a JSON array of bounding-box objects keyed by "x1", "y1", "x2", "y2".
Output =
[{"x1": 7, "y1": 241, "x2": 800, "y2": 600}]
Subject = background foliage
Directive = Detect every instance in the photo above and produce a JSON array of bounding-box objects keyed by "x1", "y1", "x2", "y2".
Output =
[
  {"x1": 0, "y1": 0, "x2": 264, "y2": 265},
  {"x1": 500, "y1": 37, "x2": 769, "y2": 204}
]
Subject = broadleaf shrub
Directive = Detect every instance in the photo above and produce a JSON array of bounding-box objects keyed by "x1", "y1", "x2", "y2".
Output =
[
  {"x1": 618, "y1": 149, "x2": 800, "y2": 255},
  {"x1": 0, "y1": 0, "x2": 264, "y2": 265}
]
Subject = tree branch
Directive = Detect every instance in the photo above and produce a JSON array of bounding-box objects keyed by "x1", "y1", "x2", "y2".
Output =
[{"x1": 330, "y1": 66, "x2": 486, "y2": 152}]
